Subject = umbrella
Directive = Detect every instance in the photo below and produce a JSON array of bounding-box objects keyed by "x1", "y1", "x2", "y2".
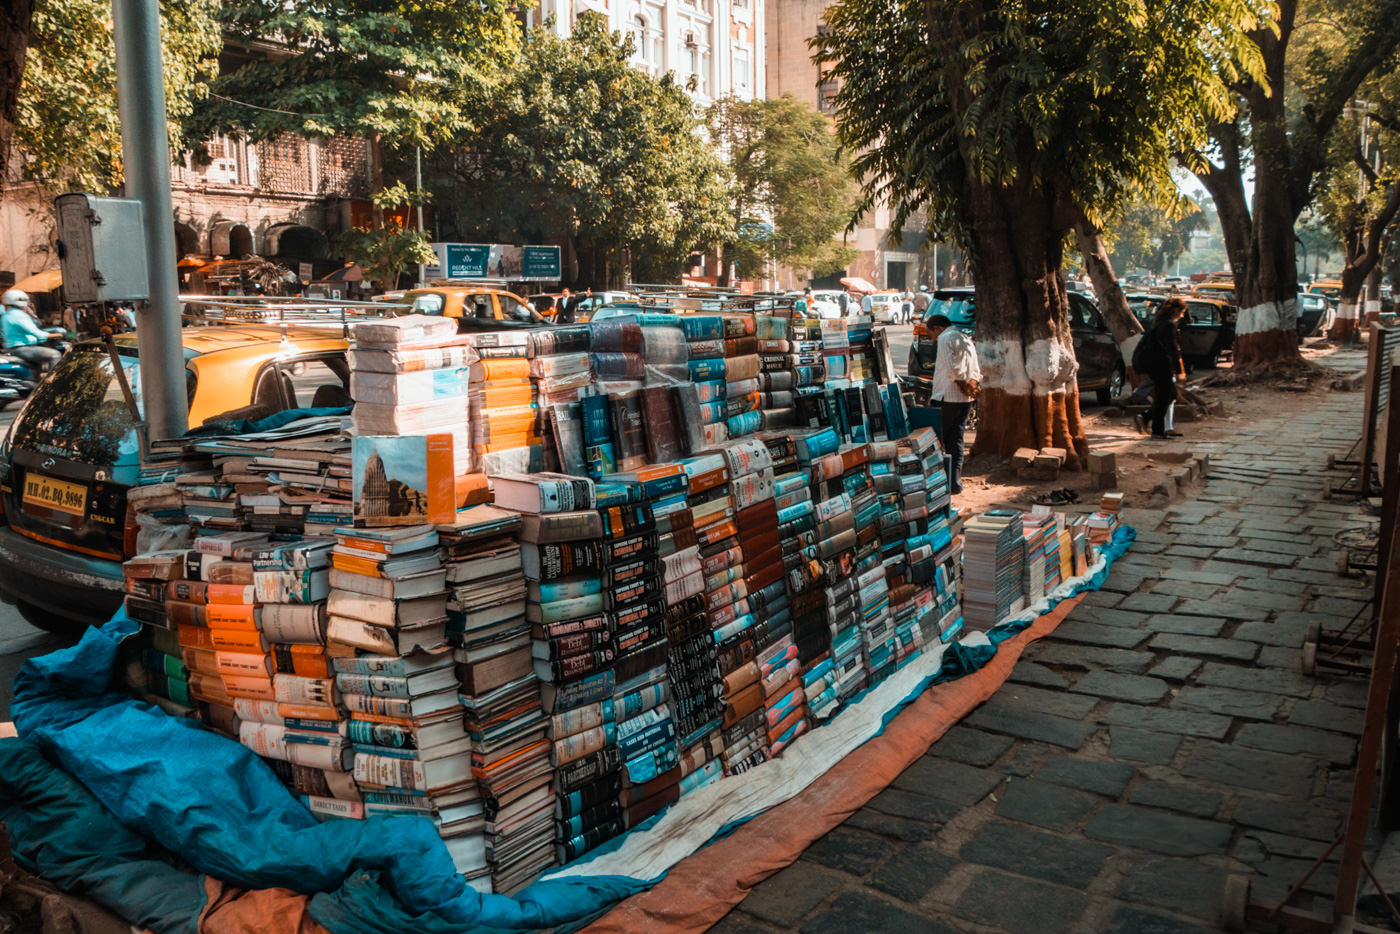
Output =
[
  {"x1": 12, "y1": 269, "x2": 62, "y2": 292},
  {"x1": 178, "y1": 255, "x2": 213, "y2": 268},
  {"x1": 317, "y1": 264, "x2": 363, "y2": 283},
  {"x1": 840, "y1": 276, "x2": 877, "y2": 294}
]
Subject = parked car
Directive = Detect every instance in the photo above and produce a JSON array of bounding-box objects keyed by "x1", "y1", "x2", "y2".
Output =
[
  {"x1": 571, "y1": 291, "x2": 635, "y2": 322},
  {"x1": 1130, "y1": 295, "x2": 1237, "y2": 368},
  {"x1": 1191, "y1": 280, "x2": 1237, "y2": 304},
  {"x1": 907, "y1": 289, "x2": 1125, "y2": 404},
  {"x1": 806, "y1": 290, "x2": 848, "y2": 320},
  {"x1": 1297, "y1": 291, "x2": 1330, "y2": 338},
  {"x1": 402, "y1": 286, "x2": 546, "y2": 331},
  {"x1": 1307, "y1": 278, "x2": 1344, "y2": 306},
  {"x1": 0, "y1": 326, "x2": 352, "y2": 633},
  {"x1": 866, "y1": 291, "x2": 903, "y2": 324}
]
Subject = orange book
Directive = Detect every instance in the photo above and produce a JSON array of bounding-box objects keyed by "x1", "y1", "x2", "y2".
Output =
[
  {"x1": 205, "y1": 604, "x2": 259, "y2": 631},
  {"x1": 457, "y1": 472, "x2": 491, "y2": 507},
  {"x1": 215, "y1": 651, "x2": 273, "y2": 678},
  {"x1": 476, "y1": 384, "x2": 536, "y2": 409},
  {"x1": 475, "y1": 359, "x2": 531, "y2": 381},
  {"x1": 188, "y1": 671, "x2": 233, "y2": 706},
  {"x1": 219, "y1": 673, "x2": 276, "y2": 701},
  {"x1": 180, "y1": 646, "x2": 220, "y2": 677},
  {"x1": 273, "y1": 643, "x2": 330, "y2": 679},
  {"x1": 207, "y1": 583, "x2": 257, "y2": 605},
  {"x1": 277, "y1": 701, "x2": 343, "y2": 722},
  {"x1": 178, "y1": 623, "x2": 214, "y2": 651},
  {"x1": 206, "y1": 561, "x2": 254, "y2": 585},
  {"x1": 209, "y1": 627, "x2": 269, "y2": 655},
  {"x1": 330, "y1": 552, "x2": 390, "y2": 578}
]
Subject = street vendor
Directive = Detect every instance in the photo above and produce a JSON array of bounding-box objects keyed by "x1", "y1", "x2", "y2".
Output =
[{"x1": 925, "y1": 313, "x2": 981, "y2": 495}]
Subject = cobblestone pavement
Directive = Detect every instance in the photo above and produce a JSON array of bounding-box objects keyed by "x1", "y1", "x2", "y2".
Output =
[{"x1": 717, "y1": 355, "x2": 1380, "y2": 933}]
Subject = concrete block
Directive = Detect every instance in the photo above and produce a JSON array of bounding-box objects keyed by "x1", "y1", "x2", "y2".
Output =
[
  {"x1": 1012, "y1": 448, "x2": 1039, "y2": 469},
  {"x1": 1041, "y1": 447, "x2": 1068, "y2": 462},
  {"x1": 1087, "y1": 451, "x2": 1117, "y2": 475},
  {"x1": 1196, "y1": 454, "x2": 1211, "y2": 476},
  {"x1": 1173, "y1": 466, "x2": 1193, "y2": 490},
  {"x1": 1035, "y1": 453, "x2": 1064, "y2": 470},
  {"x1": 1093, "y1": 472, "x2": 1119, "y2": 490},
  {"x1": 1149, "y1": 450, "x2": 1191, "y2": 465}
]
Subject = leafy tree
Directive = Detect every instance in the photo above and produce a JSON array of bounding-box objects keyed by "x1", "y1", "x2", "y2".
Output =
[
  {"x1": 706, "y1": 95, "x2": 859, "y2": 285},
  {"x1": 816, "y1": 0, "x2": 1265, "y2": 463},
  {"x1": 1188, "y1": 0, "x2": 1400, "y2": 365},
  {"x1": 1106, "y1": 196, "x2": 1208, "y2": 275},
  {"x1": 1314, "y1": 75, "x2": 1400, "y2": 340},
  {"x1": 192, "y1": 0, "x2": 520, "y2": 154},
  {"x1": 434, "y1": 15, "x2": 730, "y2": 288},
  {"x1": 0, "y1": 0, "x2": 34, "y2": 188},
  {"x1": 12, "y1": 0, "x2": 219, "y2": 195},
  {"x1": 337, "y1": 183, "x2": 436, "y2": 291}
]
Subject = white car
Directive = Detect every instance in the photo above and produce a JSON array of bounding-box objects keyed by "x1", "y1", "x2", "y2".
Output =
[
  {"x1": 867, "y1": 293, "x2": 904, "y2": 324},
  {"x1": 807, "y1": 289, "x2": 847, "y2": 320}
]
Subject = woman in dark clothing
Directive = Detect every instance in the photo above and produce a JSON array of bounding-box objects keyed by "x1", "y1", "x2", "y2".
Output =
[{"x1": 1139, "y1": 298, "x2": 1186, "y2": 439}]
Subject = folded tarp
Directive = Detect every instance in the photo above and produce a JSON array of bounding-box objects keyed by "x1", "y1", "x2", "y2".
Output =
[{"x1": 6, "y1": 528, "x2": 1135, "y2": 933}]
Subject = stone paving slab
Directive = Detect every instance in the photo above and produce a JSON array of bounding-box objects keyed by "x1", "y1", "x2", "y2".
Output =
[{"x1": 717, "y1": 373, "x2": 1371, "y2": 933}]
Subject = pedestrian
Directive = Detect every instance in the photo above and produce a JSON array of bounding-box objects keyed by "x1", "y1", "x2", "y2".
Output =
[
  {"x1": 0, "y1": 290, "x2": 61, "y2": 372},
  {"x1": 913, "y1": 285, "x2": 932, "y2": 319},
  {"x1": 1132, "y1": 297, "x2": 1187, "y2": 439},
  {"x1": 860, "y1": 292, "x2": 874, "y2": 317},
  {"x1": 925, "y1": 313, "x2": 981, "y2": 494},
  {"x1": 556, "y1": 287, "x2": 574, "y2": 324}
]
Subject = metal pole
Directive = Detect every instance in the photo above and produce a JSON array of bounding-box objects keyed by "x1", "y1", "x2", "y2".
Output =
[
  {"x1": 112, "y1": 0, "x2": 188, "y2": 444},
  {"x1": 416, "y1": 145, "x2": 426, "y2": 288}
]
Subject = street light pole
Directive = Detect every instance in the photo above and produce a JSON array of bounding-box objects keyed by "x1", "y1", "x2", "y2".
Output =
[{"x1": 112, "y1": 0, "x2": 188, "y2": 445}]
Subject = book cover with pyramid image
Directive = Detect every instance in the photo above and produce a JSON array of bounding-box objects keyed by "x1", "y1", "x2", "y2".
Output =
[{"x1": 352, "y1": 434, "x2": 455, "y2": 527}]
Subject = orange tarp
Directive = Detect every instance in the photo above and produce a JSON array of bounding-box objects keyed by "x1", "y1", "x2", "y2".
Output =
[{"x1": 584, "y1": 594, "x2": 1084, "y2": 934}]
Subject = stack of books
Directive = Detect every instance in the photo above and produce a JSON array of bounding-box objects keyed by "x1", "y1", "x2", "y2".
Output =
[
  {"x1": 662, "y1": 592, "x2": 723, "y2": 795},
  {"x1": 682, "y1": 315, "x2": 731, "y2": 449},
  {"x1": 444, "y1": 506, "x2": 552, "y2": 894},
  {"x1": 962, "y1": 510, "x2": 1027, "y2": 630},
  {"x1": 720, "y1": 315, "x2": 762, "y2": 440},
  {"x1": 120, "y1": 549, "x2": 195, "y2": 717},
  {"x1": 500, "y1": 474, "x2": 618, "y2": 865},
  {"x1": 1022, "y1": 511, "x2": 1056, "y2": 602},
  {"x1": 845, "y1": 310, "x2": 876, "y2": 383},
  {"x1": 348, "y1": 315, "x2": 471, "y2": 475},
  {"x1": 531, "y1": 325, "x2": 592, "y2": 477},
  {"x1": 465, "y1": 332, "x2": 541, "y2": 477},
  {"x1": 820, "y1": 316, "x2": 850, "y2": 384},
  {"x1": 755, "y1": 314, "x2": 794, "y2": 431}
]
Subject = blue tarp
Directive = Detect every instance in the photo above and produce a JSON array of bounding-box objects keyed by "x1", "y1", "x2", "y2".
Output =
[{"x1": 6, "y1": 526, "x2": 1135, "y2": 933}]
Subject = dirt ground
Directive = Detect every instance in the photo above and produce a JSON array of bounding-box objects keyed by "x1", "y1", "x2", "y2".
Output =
[{"x1": 953, "y1": 336, "x2": 1368, "y2": 516}]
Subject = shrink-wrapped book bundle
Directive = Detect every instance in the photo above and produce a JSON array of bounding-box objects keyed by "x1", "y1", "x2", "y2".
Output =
[
  {"x1": 349, "y1": 316, "x2": 473, "y2": 474},
  {"x1": 460, "y1": 331, "x2": 540, "y2": 476}
]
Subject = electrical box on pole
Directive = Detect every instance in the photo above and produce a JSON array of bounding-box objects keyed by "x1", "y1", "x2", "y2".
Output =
[{"x1": 53, "y1": 194, "x2": 152, "y2": 304}]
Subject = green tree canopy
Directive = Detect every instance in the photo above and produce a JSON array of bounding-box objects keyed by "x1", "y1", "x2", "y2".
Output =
[
  {"x1": 338, "y1": 182, "x2": 436, "y2": 291},
  {"x1": 816, "y1": 0, "x2": 1266, "y2": 461},
  {"x1": 434, "y1": 15, "x2": 730, "y2": 288},
  {"x1": 191, "y1": 0, "x2": 520, "y2": 150},
  {"x1": 706, "y1": 95, "x2": 859, "y2": 283},
  {"x1": 14, "y1": 0, "x2": 220, "y2": 194},
  {"x1": 1105, "y1": 193, "x2": 1209, "y2": 275}
]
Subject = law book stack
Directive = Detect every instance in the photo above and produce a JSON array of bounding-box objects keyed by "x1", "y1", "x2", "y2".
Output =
[
  {"x1": 759, "y1": 629, "x2": 808, "y2": 757},
  {"x1": 682, "y1": 315, "x2": 730, "y2": 450},
  {"x1": 1021, "y1": 510, "x2": 1057, "y2": 602},
  {"x1": 661, "y1": 593, "x2": 723, "y2": 793},
  {"x1": 336, "y1": 646, "x2": 487, "y2": 879},
  {"x1": 348, "y1": 315, "x2": 472, "y2": 475},
  {"x1": 441, "y1": 504, "x2": 552, "y2": 894},
  {"x1": 820, "y1": 317, "x2": 850, "y2": 383},
  {"x1": 787, "y1": 312, "x2": 833, "y2": 428},
  {"x1": 845, "y1": 311, "x2": 876, "y2": 384},
  {"x1": 774, "y1": 430, "x2": 830, "y2": 666},
  {"x1": 500, "y1": 474, "x2": 618, "y2": 865},
  {"x1": 961, "y1": 510, "x2": 1027, "y2": 631},
  {"x1": 612, "y1": 664, "x2": 680, "y2": 829},
  {"x1": 713, "y1": 438, "x2": 781, "y2": 774},
  {"x1": 865, "y1": 440, "x2": 921, "y2": 666},
  {"x1": 718, "y1": 315, "x2": 762, "y2": 441},
  {"x1": 808, "y1": 456, "x2": 866, "y2": 706},
  {"x1": 462, "y1": 332, "x2": 541, "y2": 477},
  {"x1": 843, "y1": 451, "x2": 898, "y2": 687},
  {"x1": 530, "y1": 325, "x2": 592, "y2": 476},
  {"x1": 1035, "y1": 508, "x2": 1064, "y2": 593},
  {"x1": 754, "y1": 314, "x2": 794, "y2": 432}
]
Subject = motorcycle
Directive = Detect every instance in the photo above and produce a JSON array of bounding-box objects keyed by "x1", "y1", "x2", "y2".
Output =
[{"x1": 0, "y1": 336, "x2": 70, "y2": 409}]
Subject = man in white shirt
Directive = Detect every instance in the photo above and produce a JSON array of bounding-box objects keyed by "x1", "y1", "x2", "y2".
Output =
[
  {"x1": 926, "y1": 313, "x2": 982, "y2": 494},
  {"x1": 860, "y1": 292, "x2": 874, "y2": 316}
]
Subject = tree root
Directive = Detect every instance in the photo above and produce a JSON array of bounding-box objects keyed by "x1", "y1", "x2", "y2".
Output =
[{"x1": 1195, "y1": 357, "x2": 1339, "y2": 389}]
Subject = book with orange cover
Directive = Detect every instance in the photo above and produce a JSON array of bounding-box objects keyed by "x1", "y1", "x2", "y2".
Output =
[
  {"x1": 178, "y1": 623, "x2": 214, "y2": 651},
  {"x1": 352, "y1": 434, "x2": 455, "y2": 527},
  {"x1": 205, "y1": 603, "x2": 260, "y2": 631},
  {"x1": 208, "y1": 627, "x2": 270, "y2": 655},
  {"x1": 218, "y1": 672, "x2": 276, "y2": 701},
  {"x1": 273, "y1": 643, "x2": 331, "y2": 679},
  {"x1": 472, "y1": 358, "x2": 531, "y2": 381}
]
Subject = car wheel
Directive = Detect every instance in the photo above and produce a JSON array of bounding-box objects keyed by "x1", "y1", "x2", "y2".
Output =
[
  {"x1": 15, "y1": 601, "x2": 89, "y2": 641},
  {"x1": 1096, "y1": 364, "x2": 1125, "y2": 406}
]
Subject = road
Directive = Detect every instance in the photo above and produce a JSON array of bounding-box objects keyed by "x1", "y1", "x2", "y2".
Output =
[{"x1": 0, "y1": 323, "x2": 919, "y2": 720}]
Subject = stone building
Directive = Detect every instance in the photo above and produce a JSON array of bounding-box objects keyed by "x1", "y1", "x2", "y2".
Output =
[{"x1": 764, "y1": 0, "x2": 940, "y2": 292}]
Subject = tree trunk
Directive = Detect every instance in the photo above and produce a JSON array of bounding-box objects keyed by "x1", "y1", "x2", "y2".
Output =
[
  {"x1": 0, "y1": 0, "x2": 34, "y2": 190},
  {"x1": 1328, "y1": 178, "x2": 1400, "y2": 340},
  {"x1": 1073, "y1": 217, "x2": 1143, "y2": 383},
  {"x1": 967, "y1": 178, "x2": 1086, "y2": 467},
  {"x1": 718, "y1": 242, "x2": 734, "y2": 287}
]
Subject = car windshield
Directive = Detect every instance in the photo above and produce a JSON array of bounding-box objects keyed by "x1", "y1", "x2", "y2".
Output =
[
  {"x1": 499, "y1": 293, "x2": 546, "y2": 323},
  {"x1": 409, "y1": 293, "x2": 446, "y2": 316},
  {"x1": 7, "y1": 347, "x2": 191, "y2": 466},
  {"x1": 925, "y1": 296, "x2": 976, "y2": 331}
]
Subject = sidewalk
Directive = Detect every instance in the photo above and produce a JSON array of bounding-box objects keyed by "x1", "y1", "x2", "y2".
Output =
[{"x1": 716, "y1": 356, "x2": 1377, "y2": 933}]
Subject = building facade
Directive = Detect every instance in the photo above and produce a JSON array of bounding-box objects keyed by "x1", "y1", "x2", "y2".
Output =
[
  {"x1": 526, "y1": 0, "x2": 766, "y2": 107},
  {"x1": 765, "y1": 0, "x2": 939, "y2": 292}
]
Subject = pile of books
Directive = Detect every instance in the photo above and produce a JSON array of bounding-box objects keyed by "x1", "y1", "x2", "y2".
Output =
[
  {"x1": 961, "y1": 510, "x2": 1028, "y2": 630},
  {"x1": 499, "y1": 474, "x2": 619, "y2": 864},
  {"x1": 683, "y1": 315, "x2": 732, "y2": 449},
  {"x1": 349, "y1": 315, "x2": 472, "y2": 475},
  {"x1": 442, "y1": 504, "x2": 551, "y2": 895},
  {"x1": 531, "y1": 325, "x2": 593, "y2": 476},
  {"x1": 465, "y1": 331, "x2": 541, "y2": 476}
]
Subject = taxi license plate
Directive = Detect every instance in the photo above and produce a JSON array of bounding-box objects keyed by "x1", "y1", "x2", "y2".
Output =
[{"x1": 22, "y1": 473, "x2": 88, "y2": 516}]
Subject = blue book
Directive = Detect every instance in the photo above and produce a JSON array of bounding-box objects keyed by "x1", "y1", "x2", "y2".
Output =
[
  {"x1": 581, "y1": 394, "x2": 617, "y2": 479},
  {"x1": 682, "y1": 316, "x2": 724, "y2": 341},
  {"x1": 688, "y1": 358, "x2": 726, "y2": 382}
]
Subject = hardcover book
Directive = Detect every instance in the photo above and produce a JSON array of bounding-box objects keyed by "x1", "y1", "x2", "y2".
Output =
[{"x1": 352, "y1": 435, "x2": 455, "y2": 527}]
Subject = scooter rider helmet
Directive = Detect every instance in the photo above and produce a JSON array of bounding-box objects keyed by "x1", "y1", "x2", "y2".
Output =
[{"x1": 1, "y1": 289, "x2": 29, "y2": 311}]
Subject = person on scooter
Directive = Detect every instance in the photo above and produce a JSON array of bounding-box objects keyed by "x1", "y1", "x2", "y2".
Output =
[{"x1": 1, "y1": 289, "x2": 62, "y2": 372}]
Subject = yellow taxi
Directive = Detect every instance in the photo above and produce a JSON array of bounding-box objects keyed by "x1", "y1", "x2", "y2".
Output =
[
  {"x1": 1190, "y1": 279, "x2": 1236, "y2": 304},
  {"x1": 0, "y1": 325, "x2": 352, "y2": 632},
  {"x1": 1307, "y1": 278, "x2": 1344, "y2": 303},
  {"x1": 403, "y1": 284, "x2": 548, "y2": 331}
]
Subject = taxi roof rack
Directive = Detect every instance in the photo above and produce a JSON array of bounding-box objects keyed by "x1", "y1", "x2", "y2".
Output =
[{"x1": 178, "y1": 294, "x2": 411, "y2": 336}]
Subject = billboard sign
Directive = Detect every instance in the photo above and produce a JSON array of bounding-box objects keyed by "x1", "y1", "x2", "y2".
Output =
[{"x1": 425, "y1": 243, "x2": 562, "y2": 282}]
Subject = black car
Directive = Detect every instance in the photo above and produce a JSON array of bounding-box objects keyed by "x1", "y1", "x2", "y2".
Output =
[
  {"x1": 908, "y1": 289, "x2": 1126, "y2": 404},
  {"x1": 1127, "y1": 294, "x2": 1237, "y2": 367}
]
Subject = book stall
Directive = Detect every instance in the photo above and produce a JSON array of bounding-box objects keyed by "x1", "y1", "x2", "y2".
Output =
[{"x1": 4, "y1": 297, "x2": 1135, "y2": 934}]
